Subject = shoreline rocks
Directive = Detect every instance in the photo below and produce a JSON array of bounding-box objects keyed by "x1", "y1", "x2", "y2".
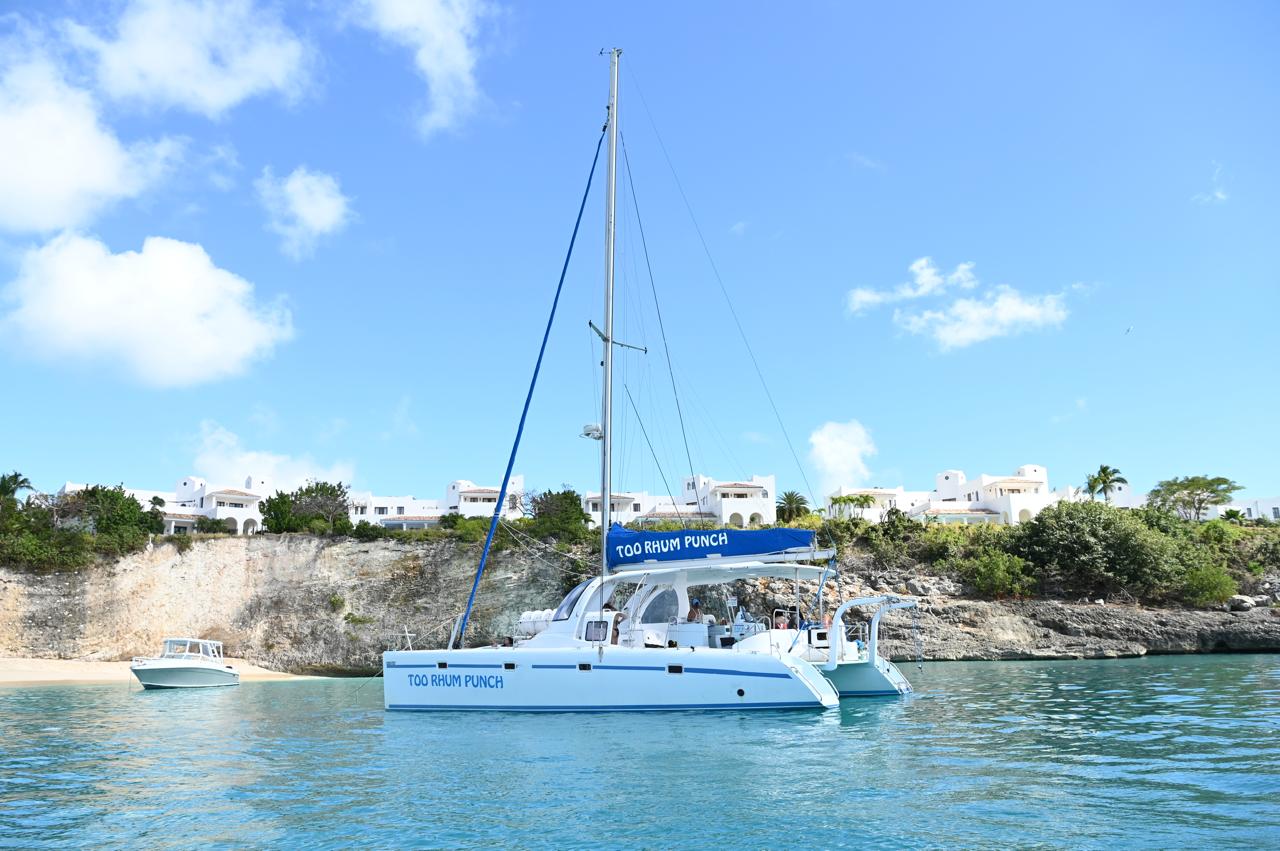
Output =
[{"x1": 1, "y1": 537, "x2": 1278, "y2": 674}]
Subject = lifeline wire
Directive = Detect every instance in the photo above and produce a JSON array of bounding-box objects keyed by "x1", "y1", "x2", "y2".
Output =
[{"x1": 455, "y1": 129, "x2": 606, "y2": 645}]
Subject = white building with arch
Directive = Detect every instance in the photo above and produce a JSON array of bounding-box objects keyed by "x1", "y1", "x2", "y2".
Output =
[
  {"x1": 584, "y1": 474, "x2": 776, "y2": 528},
  {"x1": 826, "y1": 464, "x2": 1087, "y2": 526},
  {"x1": 59, "y1": 475, "x2": 268, "y2": 535}
]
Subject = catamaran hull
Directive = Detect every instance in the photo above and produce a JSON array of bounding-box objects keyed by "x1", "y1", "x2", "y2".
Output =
[
  {"x1": 131, "y1": 662, "x2": 240, "y2": 689},
  {"x1": 383, "y1": 647, "x2": 838, "y2": 712},
  {"x1": 821, "y1": 658, "x2": 913, "y2": 697}
]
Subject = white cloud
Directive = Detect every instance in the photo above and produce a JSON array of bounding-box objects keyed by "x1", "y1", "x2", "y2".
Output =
[
  {"x1": 379, "y1": 395, "x2": 419, "y2": 441},
  {"x1": 1, "y1": 232, "x2": 293, "y2": 386},
  {"x1": 356, "y1": 0, "x2": 488, "y2": 136},
  {"x1": 194, "y1": 422, "x2": 354, "y2": 493},
  {"x1": 66, "y1": 0, "x2": 310, "y2": 118},
  {"x1": 1192, "y1": 160, "x2": 1228, "y2": 205},
  {"x1": 847, "y1": 151, "x2": 883, "y2": 170},
  {"x1": 0, "y1": 57, "x2": 180, "y2": 232},
  {"x1": 808, "y1": 419, "x2": 877, "y2": 493},
  {"x1": 894, "y1": 286, "x2": 1067, "y2": 350},
  {"x1": 846, "y1": 257, "x2": 976, "y2": 314},
  {"x1": 729, "y1": 221, "x2": 748, "y2": 237},
  {"x1": 205, "y1": 143, "x2": 241, "y2": 190},
  {"x1": 255, "y1": 166, "x2": 352, "y2": 259}
]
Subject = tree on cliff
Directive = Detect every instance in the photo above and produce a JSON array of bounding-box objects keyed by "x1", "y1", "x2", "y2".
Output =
[
  {"x1": 260, "y1": 482, "x2": 352, "y2": 534},
  {"x1": 293, "y1": 480, "x2": 351, "y2": 526},
  {"x1": 529, "y1": 489, "x2": 590, "y2": 544},
  {"x1": 1147, "y1": 475, "x2": 1242, "y2": 521}
]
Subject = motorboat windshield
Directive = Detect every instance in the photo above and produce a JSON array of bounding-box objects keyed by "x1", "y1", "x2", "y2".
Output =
[{"x1": 159, "y1": 638, "x2": 224, "y2": 661}]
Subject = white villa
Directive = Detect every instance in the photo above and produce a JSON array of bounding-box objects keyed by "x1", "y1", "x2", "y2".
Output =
[
  {"x1": 1208, "y1": 497, "x2": 1280, "y2": 523},
  {"x1": 826, "y1": 464, "x2": 1110, "y2": 526},
  {"x1": 59, "y1": 475, "x2": 271, "y2": 535},
  {"x1": 59, "y1": 474, "x2": 526, "y2": 535},
  {"x1": 584, "y1": 474, "x2": 777, "y2": 528},
  {"x1": 349, "y1": 476, "x2": 526, "y2": 530}
]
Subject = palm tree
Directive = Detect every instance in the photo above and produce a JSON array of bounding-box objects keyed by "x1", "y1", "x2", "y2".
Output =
[
  {"x1": 1, "y1": 471, "x2": 33, "y2": 517},
  {"x1": 1091, "y1": 465, "x2": 1129, "y2": 503},
  {"x1": 0, "y1": 471, "x2": 33, "y2": 502},
  {"x1": 1084, "y1": 473, "x2": 1102, "y2": 501},
  {"x1": 776, "y1": 491, "x2": 810, "y2": 522},
  {"x1": 1222, "y1": 508, "x2": 1245, "y2": 525}
]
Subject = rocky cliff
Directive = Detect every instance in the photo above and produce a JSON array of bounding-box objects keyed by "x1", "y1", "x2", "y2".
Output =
[{"x1": 1, "y1": 535, "x2": 1277, "y2": 673}]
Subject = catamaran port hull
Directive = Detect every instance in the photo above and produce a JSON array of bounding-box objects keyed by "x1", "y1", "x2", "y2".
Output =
[{"x1": 383, "y1": 646, "x2": 839, "y2": 712}]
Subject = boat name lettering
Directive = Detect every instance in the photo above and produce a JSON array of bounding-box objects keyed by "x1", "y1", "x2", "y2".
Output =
[
  {"x1": 612, "y1": 531, "x2": 729, "y2": 561},
  {"x1": 407, "y1": 673, "x2": 504, "y2": 689}
]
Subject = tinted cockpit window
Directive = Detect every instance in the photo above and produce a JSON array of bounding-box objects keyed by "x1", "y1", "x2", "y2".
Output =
[
  {"x1": 553, "y1": 579, "x2": 593, "y2": 621},
  {"x1": 641, "y1": 589, "x2": 678, "y2": 624}
]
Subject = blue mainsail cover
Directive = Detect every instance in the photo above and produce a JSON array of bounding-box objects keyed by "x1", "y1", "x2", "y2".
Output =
[{"x1": 606, "y1": 523, "x2": 816, "y2": 569}]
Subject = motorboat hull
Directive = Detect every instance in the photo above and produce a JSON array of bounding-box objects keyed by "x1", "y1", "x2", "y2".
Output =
[
  {"x1": 131, "y1": 660, "x2": 240, "y2": 689},
  {"x1": 383, "y1": 646, "x2": 838, "y2": 712}
]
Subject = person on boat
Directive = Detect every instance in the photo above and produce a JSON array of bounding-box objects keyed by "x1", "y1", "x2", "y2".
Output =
[
  {"x1": 686, "y1": 598, "x2": 702, "y2": 622},
  {"x1": 610, "y1": 611, "x2": 626, "y2": 645},
  {"x1": 773, "y1": 613, "x2": 789, "y2": 629}
]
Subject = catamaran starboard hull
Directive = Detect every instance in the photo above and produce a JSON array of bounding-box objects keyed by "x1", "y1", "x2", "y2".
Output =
[
  {"x1": 820, "y1": 658, "x2": 913, "y2": 697},
  {"x1": 383, "y1": 647, "x2": 839, "y2": 712}
]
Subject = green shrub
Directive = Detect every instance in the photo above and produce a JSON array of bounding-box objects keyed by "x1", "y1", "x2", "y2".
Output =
[
  {"x1": 194, "y1": 516, "x2": 228, "y2": 534},
  {"x1": 1179, "y1": 563, "x2": 1238, "y2": 607},
  {"x1": 343, "y1": 612, "x2": 375, "y2": 625},
  {"x1": 1010, "y1": 501, "x2": 1177, "y2": 598},
  {"x1": 351, "y1": 520, "x2": 388, "y2": 541},
  {"x1": 164, "y1": 534, "x2": 194, "y2": 554},
  {"x1": 327, "y1": 593, "x2": 345, "y2": 612},
  {"x1": 307, "y1": 518, "x2": 331, "y2": 536},
  {"x1": 915, "y1": 523, "x2": 973, "y2": 564},
  {"x1": 954, "y1": 550, "x2": 1035, "y2": 599}
]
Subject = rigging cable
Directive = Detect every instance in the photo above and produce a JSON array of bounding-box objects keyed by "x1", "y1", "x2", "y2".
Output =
[
  {"x1": 455, "y1": 128, "x2": 606, "y2": 646},
  {"x1": 620, "y1": 133, "x2": 698, "y2": 490},
  {"x1": 626, "y1": 67, "x2": 819, "y2": 509},
  {"x1": 623, "y1": 384, "x2": 682, "y2": 523}
]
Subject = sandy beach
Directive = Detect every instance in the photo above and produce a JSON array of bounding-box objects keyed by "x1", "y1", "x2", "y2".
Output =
[{"x1": 0, "y1": 657, "x2": 303, "y2": 687}]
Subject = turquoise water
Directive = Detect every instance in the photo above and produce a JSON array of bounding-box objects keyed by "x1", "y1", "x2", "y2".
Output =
[{"x1": 2, "y1": 655, "x2": 1278, "y2": 849}]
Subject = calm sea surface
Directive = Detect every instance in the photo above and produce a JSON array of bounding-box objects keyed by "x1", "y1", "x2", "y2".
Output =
[{"x1": 1, "y1": 654, "x2": 1277, "y2": 849}]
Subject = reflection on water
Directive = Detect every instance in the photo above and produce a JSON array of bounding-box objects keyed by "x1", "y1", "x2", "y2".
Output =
[{"x1": 1, "y1": 655, "x2": 1277, "y2": 848}]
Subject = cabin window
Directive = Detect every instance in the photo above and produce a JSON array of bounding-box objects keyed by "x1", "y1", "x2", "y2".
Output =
[
  {"x1": 553, "y1": 579, "x2": 593, "y2": 621},
  {"x1": 584, "y1": 621, "x2": 608, "y2": 642},
  {"x1": 641, "y1": 589, "x2": 678, "y2": 624}
]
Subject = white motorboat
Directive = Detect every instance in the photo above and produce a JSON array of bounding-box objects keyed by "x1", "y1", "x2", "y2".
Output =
[{"x1": 131, "y1": 638, "x2": 239, "y2": 689}]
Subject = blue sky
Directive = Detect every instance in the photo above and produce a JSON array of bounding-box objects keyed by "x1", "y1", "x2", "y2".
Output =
[{"x1": 1, "y1": 1, "x2": 1277, "y2": 504}]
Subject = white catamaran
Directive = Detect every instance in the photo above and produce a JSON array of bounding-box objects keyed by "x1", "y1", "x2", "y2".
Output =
[{"x1": 382, "y1": 50, "x2": 918, "y2": 712}]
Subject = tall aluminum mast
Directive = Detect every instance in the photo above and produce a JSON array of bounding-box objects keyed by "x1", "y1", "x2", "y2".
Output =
[{"x1": 600, "y1": 48, "x2": 621, "y2": 583}]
